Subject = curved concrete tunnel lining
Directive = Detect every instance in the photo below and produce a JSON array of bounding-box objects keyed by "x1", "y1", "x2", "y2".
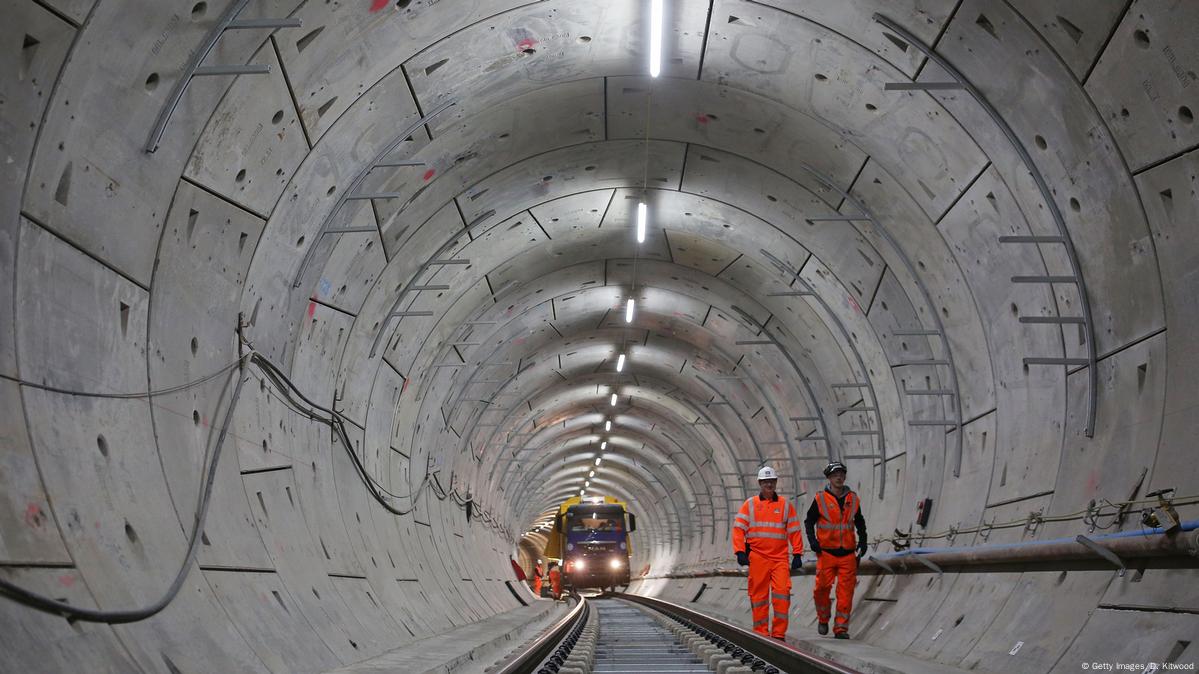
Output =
[{"x1": 3, "y1": 0, "x2": 1196, "y2": 672}]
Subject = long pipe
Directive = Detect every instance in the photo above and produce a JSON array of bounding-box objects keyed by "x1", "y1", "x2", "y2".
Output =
[{"x1": 639, "y1": 521, "x2": 1199, "y2": 579}]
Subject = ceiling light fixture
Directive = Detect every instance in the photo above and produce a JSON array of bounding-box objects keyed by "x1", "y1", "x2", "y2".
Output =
[
  {"x1": 601, "y1": 441, "x2": 607, "y2": 450},
  {"x1": 637, "y1": 202, "x2": 647, "y2": 243},
  {"x1": 595, "y1": 457, "x2": 602, "y2": 466},
  {"x1": 649, "y1": 0, "x2": 663, "y2": 78},
  {"x1": 625, "y1": 298, "x2": 635, "y2": 323},
  {"x1": 616, "y1": 353, "x2": 626, "y2": 372},
  {"x1": 605, "y1": 420, "x2": 612, "y2": 432},
  {"x1": 610, "y1": 393, "x2": 618, "y2": 406}
]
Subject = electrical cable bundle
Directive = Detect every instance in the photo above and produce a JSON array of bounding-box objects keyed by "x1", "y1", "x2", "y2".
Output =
[{"x1": 0, "y1": 350, "x2": 510, "y2": 623}]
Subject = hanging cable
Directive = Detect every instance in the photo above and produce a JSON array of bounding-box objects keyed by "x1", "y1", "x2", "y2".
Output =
[{"x1": 0, "y1": 350, "x2": 512, "y2": 624}]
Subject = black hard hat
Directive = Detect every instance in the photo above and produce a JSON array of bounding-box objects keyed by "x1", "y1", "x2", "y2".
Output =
[{"x1": 823, "y1": 461, "x2": 848, "y2": 476}]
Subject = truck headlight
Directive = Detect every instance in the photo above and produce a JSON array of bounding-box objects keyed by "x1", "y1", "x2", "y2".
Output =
[
  {"x1": 609, "y1": 558, "x2": 622, "y2": 569},
  {"x1": 573, "y1": 559, "x2": 585, "y2": 571}
]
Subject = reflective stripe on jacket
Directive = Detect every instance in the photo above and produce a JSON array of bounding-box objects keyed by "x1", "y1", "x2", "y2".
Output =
[
  {"x1": 813, "y1": 488, "x2": 859, "y2": 551},
  {"x1": 732, "y1": 494, "x2": 803, "y2": 559}
]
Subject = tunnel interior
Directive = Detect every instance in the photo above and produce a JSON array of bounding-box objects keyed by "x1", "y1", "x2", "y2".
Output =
[{"x1": 2, "y1": 0, "x2": 1197, "y2": 672}]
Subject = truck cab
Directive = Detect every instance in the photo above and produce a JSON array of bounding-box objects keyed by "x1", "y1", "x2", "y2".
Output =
[{"x1": 544, "y1": 496, "x2": 636, "y2": 591}]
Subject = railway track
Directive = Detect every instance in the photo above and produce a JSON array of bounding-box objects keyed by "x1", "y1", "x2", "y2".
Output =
[{"x1": 490, "y1": 593, "x2": 860, "y2": 674}]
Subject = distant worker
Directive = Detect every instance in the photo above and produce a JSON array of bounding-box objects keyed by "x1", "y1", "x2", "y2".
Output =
[
  {"x1": 805, "y1": 461, "x2": 867, "y2": 640},
  {"x1": 532, "y1": 562, "x2": 543, "y2": 596},
  {"x1": 732, "y1": 466, "x2": 803, "y2": 640},
  {"x1": 548, "y1": 561, "x2": 562, "y2": 600}
]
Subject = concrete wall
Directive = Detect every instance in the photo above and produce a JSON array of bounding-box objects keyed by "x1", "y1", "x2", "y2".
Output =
[{"x1": 1, "y1": 0, "x2": 1195, "y2": 672}]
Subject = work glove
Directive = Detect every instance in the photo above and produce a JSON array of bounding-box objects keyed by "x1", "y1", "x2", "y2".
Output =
[
  {"x1": 736, "y1": 551, "x2": 749, "y2": 567},
  {"x1": 790, "y1": 555, "x2": 803, "y2": 571},
  {"x1": 857, "y1": 542, "x2": 868, "y2": 559}
]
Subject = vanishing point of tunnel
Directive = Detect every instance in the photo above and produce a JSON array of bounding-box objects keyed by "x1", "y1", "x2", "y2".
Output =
[{"x1": 1, "y1": 1, "x2": 1197, "y2": 673}]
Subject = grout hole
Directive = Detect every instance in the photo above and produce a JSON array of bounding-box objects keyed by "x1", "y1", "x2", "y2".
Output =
[
  {"x1": 1034, "y1": 135, "x2": 1048, "y2": 150},
  {"x1": 1133, "y1": 29, "x2": 1150, "y2": 48},
  {"x1": 1179, "y1": 106, "x2": 1194, "y2": 125},
  {"x1": 1069, "y1": 197, "x2": 1081, "y2": 212},
  {"x1": 97, "y1": 435, "x2": 108, "y2": 458},
  {"x1": 144, "y1": 73, "x2": 159, "y2": 91},
  {"x1": 124, "y1": 520, "x2": 138, "y2": 544},
  {"x1": 272, "y1": 110, "x2": 284, "y2": 124},
  {"x1": 193, "y1": 410, "x2": 200, "y2": 425},
  {"x1": 190, "y1": 337, "x2": 198, "y2": 355},
  {"x1": 119, "y1": 301, "x2": 130, "y2": 336},
  {"x1": 191, "y1": 2, "x2": 207, "y2": 19},
  {"x1": 578, "y1": 35, "x2": 591, "y2": 43},
  {"x1": 296, "y1": 236, "x2": 305, "y2": 247},
  {"x1": 865, "y1": 103, "x2": 877, "y2": 111},
  {"x1": 814, "y1": 73, "x2": 827, "y2": 81},
  {"x1": 235, "y1": 169, "x2": 246, "y2": 183}
]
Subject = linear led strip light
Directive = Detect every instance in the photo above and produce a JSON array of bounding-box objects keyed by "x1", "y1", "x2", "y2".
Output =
[
  {"x1": 616, "y1": 353, "x2": 626, "y2": 372},
  {"x1": 637, "y1": 202, "x2": 647, "y2": 243},
  {"x1": 625, "y1": 298, "x2": 636, "y2": 323},
  {"x1": 649, "y1": 0, "x2": 663, "y2": 78}
]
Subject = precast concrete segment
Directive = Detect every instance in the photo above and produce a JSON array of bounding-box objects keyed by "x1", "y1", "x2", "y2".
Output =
[{"x1": 2, "y1": 1, "x2": 1198, "y2": 673}]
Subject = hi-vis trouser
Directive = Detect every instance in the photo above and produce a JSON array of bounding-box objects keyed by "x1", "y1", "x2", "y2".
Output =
[
  {"x1": 748, "y1": 551, "x2": 791, "y2": 638},
  {"x1": 814, "y1": 553, "x2": 857, "y2": 634}
]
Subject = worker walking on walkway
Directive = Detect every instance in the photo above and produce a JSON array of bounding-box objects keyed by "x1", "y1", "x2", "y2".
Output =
[
  {"x1": 532, "y1": 562, "x2": 543, "y2": 596},
  {"x1": 805, "y1": 461, "x2": 868, "y2": 639},
  {"x1": 732, "y1": 466, "x2": 804, "y2": 639}
]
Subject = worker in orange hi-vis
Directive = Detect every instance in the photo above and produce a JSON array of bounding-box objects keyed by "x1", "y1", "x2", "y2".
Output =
[
  {"x1": 532, "y1": 562, "x2": 543, "y2": 596},
  {"x1": 547, "y1": 561, "x2": 562, "y2": 600},
  {"x1": 732, "y1": 466, "x2": 804, "y2": 640},
  {"x1": 805, "y1": 461, "x2": 868, "y2": 640}
]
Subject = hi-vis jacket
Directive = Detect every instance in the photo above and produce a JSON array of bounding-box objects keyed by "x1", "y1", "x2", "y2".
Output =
[
  {"x1": 807, "y1": 487, "x2": 864, "y2": 554},
  {"x1": 732, "y1": 494, "x2": 804, "y2": 560}
]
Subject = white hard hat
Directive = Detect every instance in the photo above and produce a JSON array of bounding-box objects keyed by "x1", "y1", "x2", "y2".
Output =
[{"x1": 757, "y1": 466, "x2": 778, "y2": 481}]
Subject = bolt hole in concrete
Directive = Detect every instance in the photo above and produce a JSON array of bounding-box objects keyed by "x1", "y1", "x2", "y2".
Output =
[
  {"x1": 326, "y1": 185, "x2": 336, "y2": 196},
  {"x1": 272, "y1": 110, "x2": 284, "y2": 124},
  {"x1": 578, "y1": 35, "x2": 591, "y2": 43},
  {"x1": 97, "y1": 435, "x2": 108, "y2": 458},
  {"x1": 144, "y1": 73, "x2": 158, "y2": 91},
  {"x1": 1133, "y1": 28, "x2": 1150, "y2": 48},
  {"x1": 191, "y1": 1, "x2": 206, "y2": 20},
  {"x1": 396, "y1": 0, "x2": 411, "y2": 8},
  {"x1": 192, "y1": 410, "x2": 200, "y2": 425},
  {"x1": 1069, "y1": 197, "x2": 1081, "y2": 212},
  {"x1": 521, "y1": 47, "x2": 536, "y2": 55},
  {"x1": 124, "y1": 521, "x2": 138, "y2": 544},
  {"x1": 296, "y1": 236, "x2": 305, "y2": 247},
  {"x1": 190, "y1": 337, "x2": 198, "y2": 354},
  {"x1": 235, "y1": 169, "x2": 246, "y2": 183},
  {"x1": 865, "y1": 102, "x2": 878, "y2": 111},
  {"x1": 1180, "y1": 106, "x2": 1194, "y2": 124},
  {"x1": 1034, "y1": 134, "x2": 1048, "y2": 150},
  {"x1": 814, "y1": 73, "x2": 828, "y2": 81}
]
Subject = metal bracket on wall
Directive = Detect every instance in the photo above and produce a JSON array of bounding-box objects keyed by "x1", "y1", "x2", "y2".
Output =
[
  {"x1": 758, "y1": 249, "x2": 888, "y2": 498},
  {"x1": 145, "y1": 0, "x2": 301, "y2": 152},
  {"x1": 295, "y1": 99, "x2": 455, "y2": 290},
  {"x1": 874, "y1": 13, "x2": 1098, "y2": 439}
]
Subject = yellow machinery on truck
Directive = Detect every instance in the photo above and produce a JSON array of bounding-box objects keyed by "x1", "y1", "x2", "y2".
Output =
[{"x1": 543, "y1": 496, "x2": 636, "y2": 592}]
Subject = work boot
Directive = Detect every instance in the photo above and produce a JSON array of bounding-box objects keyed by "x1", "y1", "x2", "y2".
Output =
[
  {"x1": 817, "y1": 623, "x2": 828, "y2": 635},
  {"x1": 834, "y1": 632, "x2": 849, "y2": 640}
]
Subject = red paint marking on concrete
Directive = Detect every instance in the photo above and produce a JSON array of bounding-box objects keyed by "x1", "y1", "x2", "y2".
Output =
[
  {"x1": 308, "y1": 300, "x2": 317, "y2": 318},
  {"x1": 695, "y1": 113, "x2": 709, "y2": 125},
  {"x1": 401, "y1": 379, "x2": 409, "y2": 395},
  {"x1": 24, "y1": 503, "x2": 43, "y2": 528},
  {"x1": 369, "y1": 0, "x2": 389, "y2": 11},
  {"x1": 1086, "y1": 468, "x2": 1101, "y2": 494},
  {"x1": 422, "y1": 168, "x2": 436, "y2": 181},
  {"x1": 516, "y1": 38, "x2": 537, "y2": 52},
  {"x1": 58, "y1": 575, "x2": 75, "y2": 587},
  {"x1": 513, "y1": 337, "x2": 525, "y2": 345},
  {"x1": 847, "y1": 294, "x2": 862, "y2": 314}
]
